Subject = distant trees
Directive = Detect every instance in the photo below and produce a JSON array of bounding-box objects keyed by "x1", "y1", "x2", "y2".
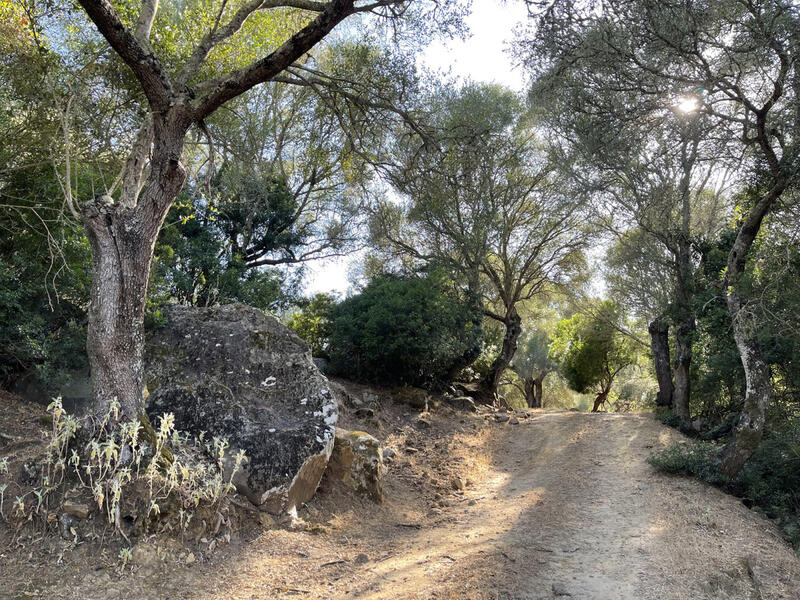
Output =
[
  {"x1": 511, "y1": 329, "x2": 557, "y2": 408},
  {"x1": 375, "y1": 84, "x2": 588, "y2": 400},
  {"x1": 524, "y1": 0, "x2": 799, "y2": 474},
  {"x1": 287, "y1": 293, "x2": 337, "y2": 359},
  {"x1": 550, "y1": 302, "x2": 638, "y2": 412}
]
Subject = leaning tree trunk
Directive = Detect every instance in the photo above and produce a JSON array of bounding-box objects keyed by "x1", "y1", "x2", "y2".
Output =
[
  {"x1": 592, "y1": 383, "x2": 610, "y2": 413},
  {"x1": 718, "y1": 176, "x2": 788, "y2": 477},
  {"x1": 648, "y1": 317, "x2": 674, "y2": 408},
  {"x1": 719, "y1": 292, "x2": 772, "y2": 478},
  {"x1": 484, "y1": 308, "x2": 522, "y2": 400},
  {"x1": 672, "y1": 315, "x2": 694, "y2": 428},
  {"x1": 83, "y1": 123, "x2": 188, "y2": 421}
]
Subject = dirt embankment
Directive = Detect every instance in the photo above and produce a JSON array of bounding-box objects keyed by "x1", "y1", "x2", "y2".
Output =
[{"x1": 2, "y1": 388, "x2": 799, "y2": 600}]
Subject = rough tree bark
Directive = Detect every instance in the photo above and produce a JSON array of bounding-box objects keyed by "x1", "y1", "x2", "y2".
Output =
[
  {"x1": 75, "y1": 0, "x2": 359, "y2": 421},
  {"x1": 484, "y1": 307, "x2": 522, "y2": 401},
  {"x1": 672, "y1": 314, "x2": 694, "y2": 427},
  {"x1": 719, "y1": 179, "x2": 788, "y2": 477},
  {"x1": 648, "y1": 317, "x2": 673, "y2": 408},
  {"x1": 522, "y1": 376, "x2": 544, "y2": 408}
]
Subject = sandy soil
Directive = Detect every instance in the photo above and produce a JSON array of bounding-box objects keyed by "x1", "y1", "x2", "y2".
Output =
[{"x1": 2, "y1": 390, "x2": 799, "y2": 600}]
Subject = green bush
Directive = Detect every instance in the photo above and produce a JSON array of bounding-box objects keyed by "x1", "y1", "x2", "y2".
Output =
[{"x1": 327, "y1": 273, "x2": 481, "y2": 387}]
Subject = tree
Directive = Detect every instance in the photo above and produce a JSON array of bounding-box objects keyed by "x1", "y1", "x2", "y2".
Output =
[
  {"x1": 287, "y1": 293, "x2": 338, "y2": 358},
  {"x1": 375, "y1": 84, "x2": 588, "y2": 399},
  {"x1": 46, "y1": 0, "x2": 462, "y2": 422},
  {"x1": 550, "y1": 301, "x2": 638, "y2": 412},
  {"x1": 511, "y1": 328, "x2": 557, "y2": 408},
  {"x1": 524, "y1": 0, "x2": 799, "y2": 475}
]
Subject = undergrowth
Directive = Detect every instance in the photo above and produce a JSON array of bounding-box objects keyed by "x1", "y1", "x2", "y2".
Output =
[
  {"x1": 649, "y1": 424, "x2": 800, "y2": 549},
  {"x1": 0, "y1": 397, "x2": 246, "y2": 549}
]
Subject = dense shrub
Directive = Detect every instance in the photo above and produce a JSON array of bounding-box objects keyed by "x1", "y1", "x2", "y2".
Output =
[{"x1": 327, "y1": 273, "x2": 481, "y2": 387}]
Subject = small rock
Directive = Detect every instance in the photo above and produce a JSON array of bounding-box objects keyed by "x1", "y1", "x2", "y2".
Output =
[
  {"x1": 510, "y1": 417, "x2": 520, "y2": 425},
  {"x1": 445, "y1": 396, "x2": 478, "y2": 412},
  {"x1": 429, "y1": 507, "x2": 443, "y2": 515},
  {"x1": 59, "y1": 513, "x2": 79, "y2": 541},
  {"x1": 552, "y1": 583, "x2": 572, "y2": 596},
  {"x1": 392, "y1": 387, "x2": 429, "y2": 411},
  {"x1": 468, "y1": 499, "x2": 477, "y2": 506},
  {"x1": 495, "y1": 414, "x2": 510, "y2": 423},
  {"x1": 382, "y1": 448, "x2": 397, "y2": 460},
  {"x1": 327, "y1": 429, "x2": 384, "y2": 503},
  {"x1": 62, "y1": 501, "x2": 90, "y2": 520},
  {"x1": 451, "y1": 477, "x2": 466, "y2": 491},
  {"x1": 354, "y1": 553, "x2": 370, "y2": 565},
  {"x1": 185, "y1": 552, "x2": 195, "y2": 565},
  {"x1": 354, "y1": 407, "x2": 375, "y2": 419}
]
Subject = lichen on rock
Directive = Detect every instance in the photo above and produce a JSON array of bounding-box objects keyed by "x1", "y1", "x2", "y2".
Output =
[
  {"x1": 327, "y1": 428, "x2": 384, "y2": 503},
  {"x1": 145, "y1": 303, "x2": 337, "y2": 513}
]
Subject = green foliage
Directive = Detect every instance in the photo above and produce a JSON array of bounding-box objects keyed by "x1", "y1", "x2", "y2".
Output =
[
  {"x1": 550, "y1": 301, "x2": 638, "y2": 395},
  {"x1": 653, "y1": 407, "x2": 682, "y2": 429},
  {"x1": 287, "y1": 293, "x2": 338, "y2": 359},
  {"x1": 513, "y1": 329, "x2": 557, "y2": 381},
  {"x1": 150, "y1": 173, "x2": 303, "y2": 314},
  {"x1": 328, "y1": 273, "x2": 482, "y2": 387},
  {"x1": 0, "y1": 164, "x2": 92, "y2": 390}
]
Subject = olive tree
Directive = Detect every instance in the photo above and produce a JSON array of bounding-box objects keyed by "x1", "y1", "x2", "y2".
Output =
[
  {"x1": 522, "y1": 0, "x2": 799, "y2": 475},
  {"x1": 51, "y1": 0, "x2": 463, "y2": 423},
  {"x1": 375, "y1": 84, "x2": 588, "y2": 399}
]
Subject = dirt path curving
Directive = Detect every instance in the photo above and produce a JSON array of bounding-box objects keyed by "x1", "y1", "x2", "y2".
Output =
[
  {"x1": 3, "y1": 407, "x2": 799, "y2": 599},
  {"x1": 198, "y1": 410, "x2": 800, "y2": 600}
]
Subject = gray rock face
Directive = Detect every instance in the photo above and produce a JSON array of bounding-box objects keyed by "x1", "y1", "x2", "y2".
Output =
[{"x1": 145, "y1": 304, "x2": 337, "y2": 513}]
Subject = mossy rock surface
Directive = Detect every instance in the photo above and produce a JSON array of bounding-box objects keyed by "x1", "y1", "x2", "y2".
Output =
[
  {"x1": 327, "y1": 428, "x2": 384, "y2": 502},
  {"x1": 145, "y1": 303, "x2": 337, "y2": 513}
]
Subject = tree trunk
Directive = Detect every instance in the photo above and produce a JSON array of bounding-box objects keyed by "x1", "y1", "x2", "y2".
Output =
[
  {"x1": 717, "y1": 175, "x2": 788, "y2": 476},
  {"x1": 484, "y1": 308, "x2": 522, "y2": 399},
  {"x1": 719, "y1": 292, "x2": 772, "y2": 478},
  {"x1": 592, "y1": 386, "x2": 609, "y2": 412},
  {"x1": 648, "y1": 317, "x2": 673, "y2": 408},
  {"x1": 672, "y1": 315, "x2": 694, "y2": 428},
  {"x1": 83, "y1": 122, "x2": 188, "y2": 421},
  {"x1": 523, "y1": 377, "x2": 543, "y2": 408}
]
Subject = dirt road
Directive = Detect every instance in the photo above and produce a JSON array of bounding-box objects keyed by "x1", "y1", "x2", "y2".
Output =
[
  {"x1": 4, "y1": 408, "x2": 800, "y2": 600},
  {"x1": 195, "y1": 410, "x2": 800, "y2": 600}
]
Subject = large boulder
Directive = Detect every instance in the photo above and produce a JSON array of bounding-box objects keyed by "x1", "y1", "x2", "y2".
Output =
[
  {"x1": 327, "y1": 429, "x2": 384, "y2": 503},
  {"x1": 145, "y1": 304, "x2": 337, "y2": 513}
]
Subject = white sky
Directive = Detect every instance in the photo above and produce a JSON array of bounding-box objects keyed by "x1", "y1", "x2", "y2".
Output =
[{"x1": 304, "y1": 0, "x2": 529, "y2": 296}]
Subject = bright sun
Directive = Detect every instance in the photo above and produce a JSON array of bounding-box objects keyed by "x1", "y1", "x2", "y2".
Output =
[{"x1": 675, "y1": 96, "x2": 701, "y2": 113}]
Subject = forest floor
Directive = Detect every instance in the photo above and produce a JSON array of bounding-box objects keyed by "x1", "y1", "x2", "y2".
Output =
[{"x1": 1, "y1": 387, "x2": 800, "y2": 600}]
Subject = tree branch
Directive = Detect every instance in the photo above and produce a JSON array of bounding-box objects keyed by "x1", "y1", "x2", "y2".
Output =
[
  {"x1": 77, "y1": 0, "x2": 173, "y2": 110},
  {"x1": 191, "y1": 0, "x2": 356, "y2": 120}
]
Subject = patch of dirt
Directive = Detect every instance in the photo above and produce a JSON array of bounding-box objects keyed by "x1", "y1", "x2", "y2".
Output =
[{"x1": 1, "y1": 387, "x2": 799, "y2": 600}]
